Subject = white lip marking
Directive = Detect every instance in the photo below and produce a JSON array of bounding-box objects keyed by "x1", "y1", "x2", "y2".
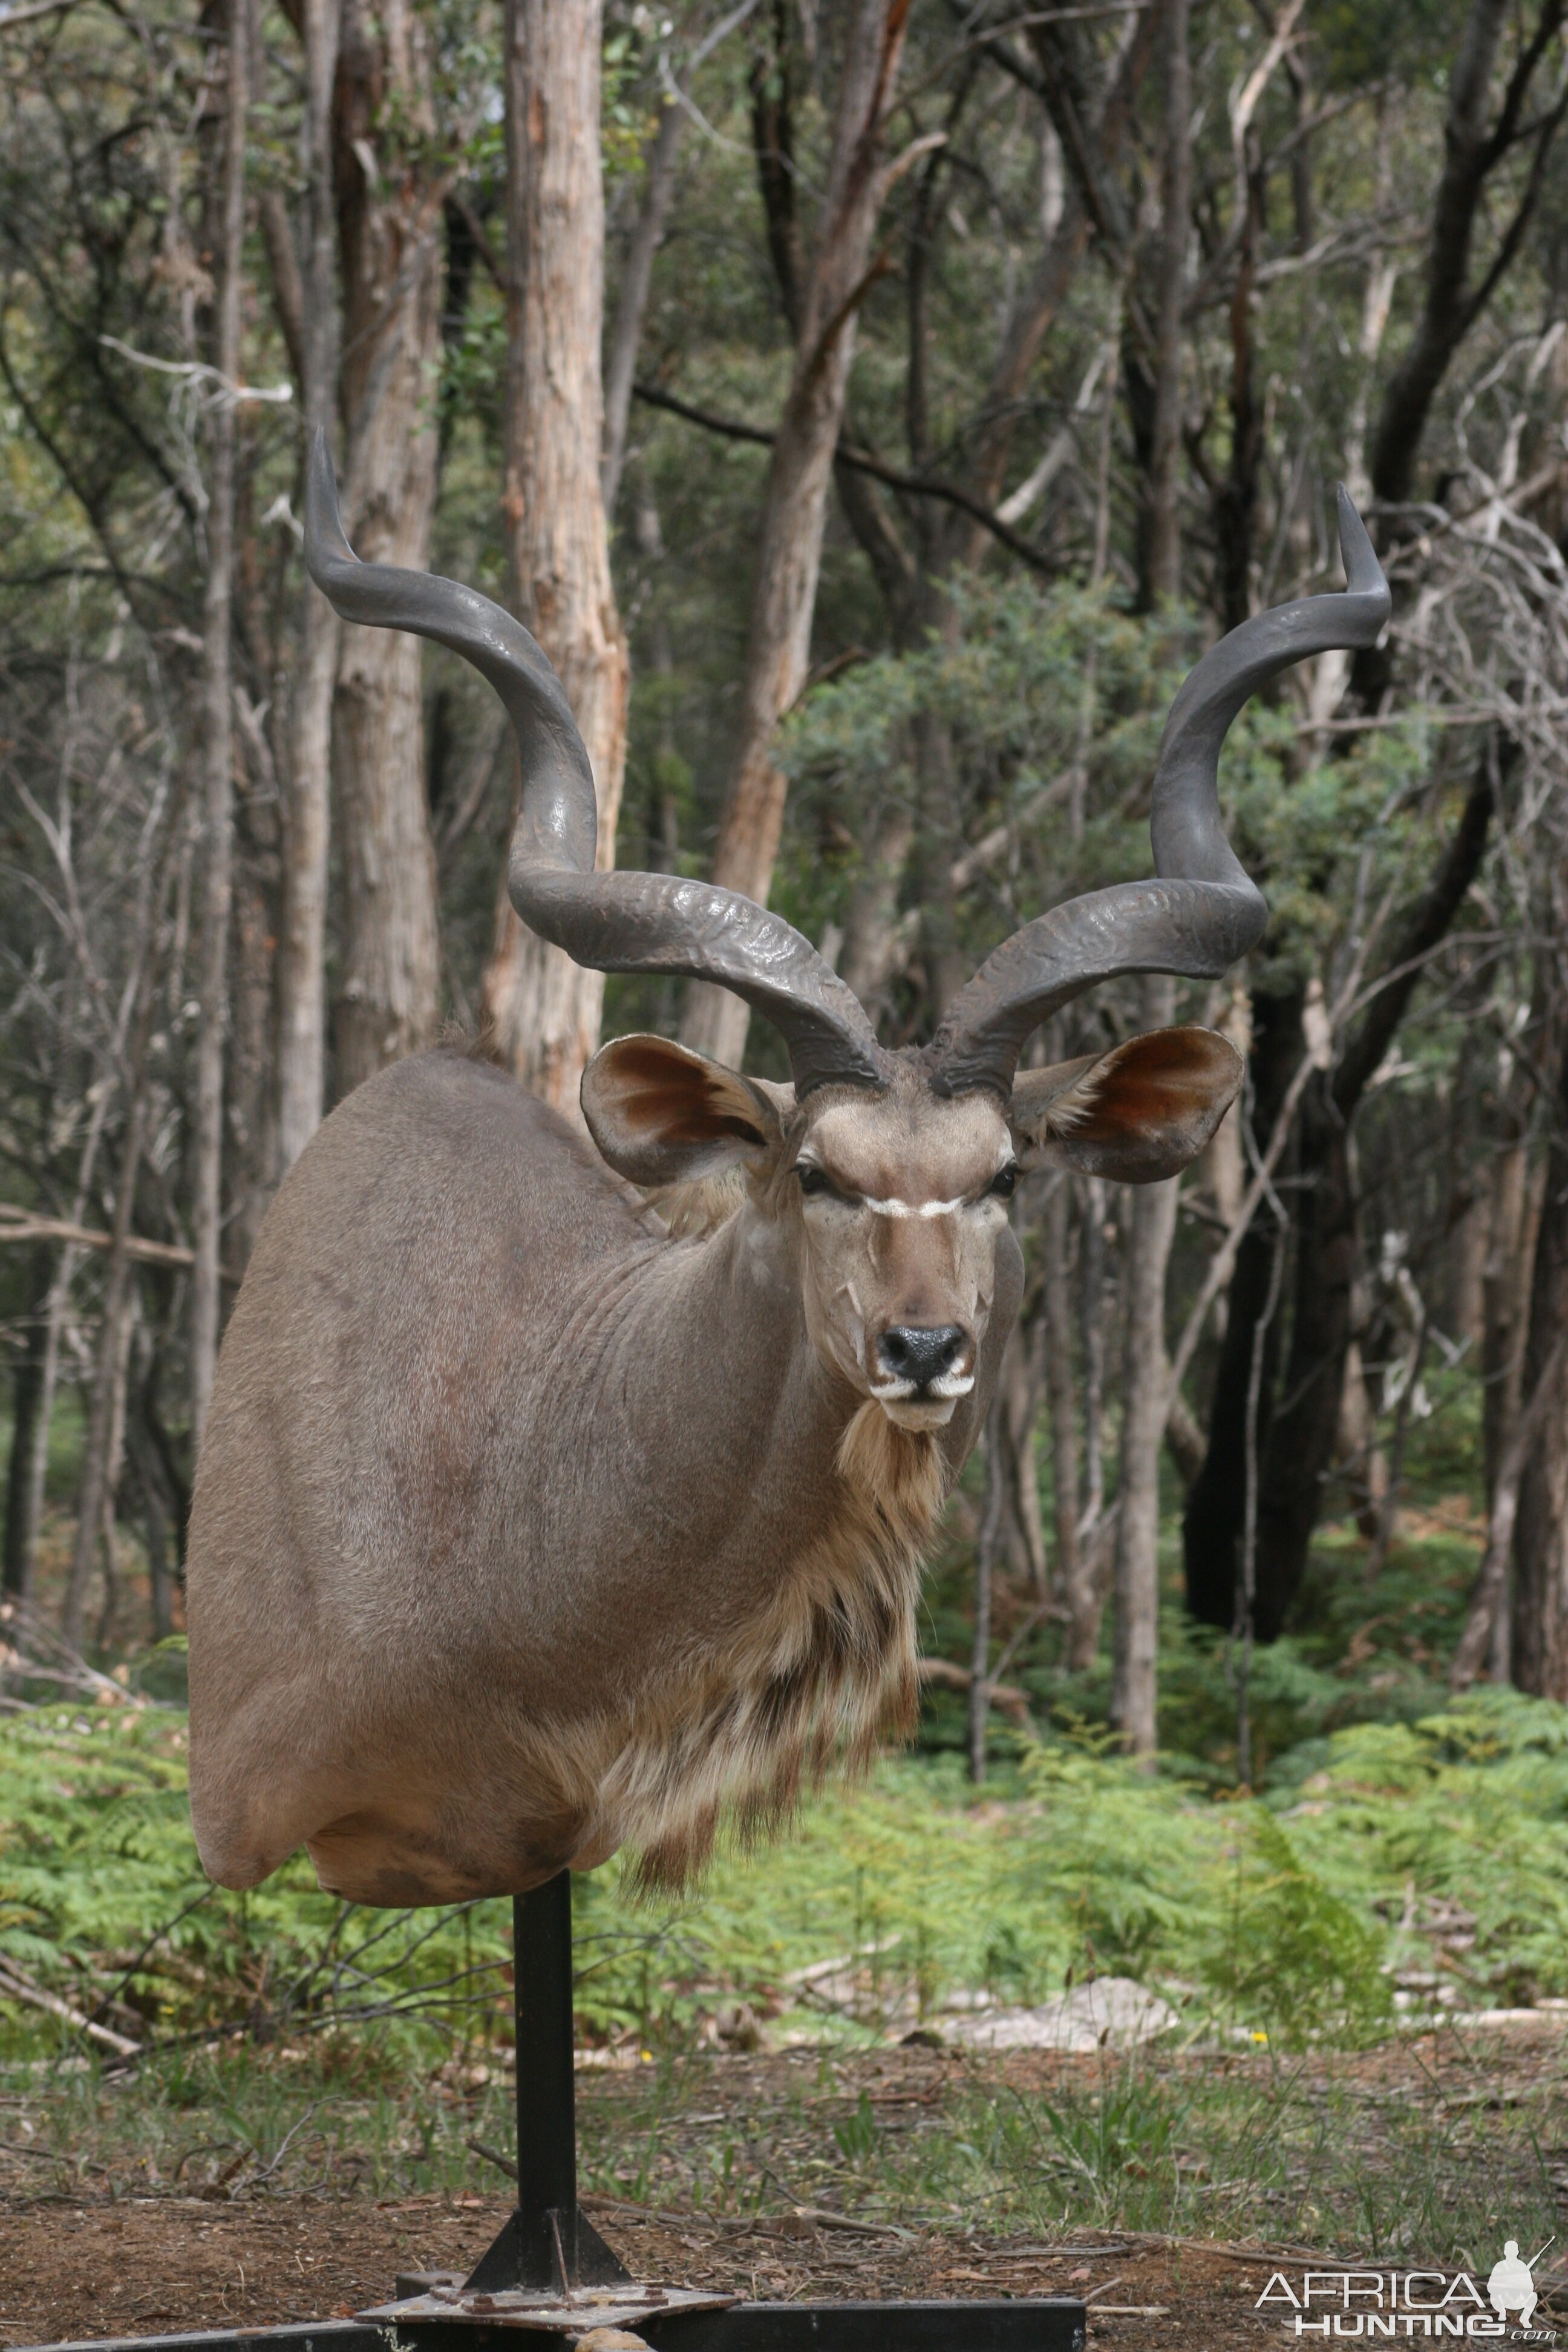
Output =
[
  {"x1": 864, "y1": 1195, "x2": 965, "y2": 1218},
  {"x1": 869, "y1": 1370, "x2": 975, "y2": 1403}
]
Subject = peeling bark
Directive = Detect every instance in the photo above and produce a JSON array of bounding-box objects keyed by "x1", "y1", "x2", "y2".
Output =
[
  {"x1": 331, "y1": 0, "x2": 444, "y2": 1096},
  {"x1": 482, "y1": 0, "x2": 629, "y2": 1122},
  {"x1": 277, "y1": 0, "x2": 342, "y2": 1168},
  {"x1": 681, "y1": 0, "x2": 910, "y2": 1070},
  {"x1": 190, "y1": 0, "x2": 247, "y2": 1448}
]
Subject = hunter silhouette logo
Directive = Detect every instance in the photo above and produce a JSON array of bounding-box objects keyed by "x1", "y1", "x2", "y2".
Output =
[
  {"x1": 1488, "y1": 2241, "x2": 1553, "y2": 2330},
  {"x1": 1255, "y1": 2238, "x2": 1560, "y2": 2336}
]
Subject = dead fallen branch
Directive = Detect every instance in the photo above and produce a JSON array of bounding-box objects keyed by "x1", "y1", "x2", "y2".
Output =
[{"x1": 0, "y1": 1954, "x2": 141, "y2": 2058}]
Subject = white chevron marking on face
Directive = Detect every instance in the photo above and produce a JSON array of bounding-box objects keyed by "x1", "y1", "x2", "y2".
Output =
[{"x1": 863, "y1": 1196, "x2": 966, "y2": 1219}]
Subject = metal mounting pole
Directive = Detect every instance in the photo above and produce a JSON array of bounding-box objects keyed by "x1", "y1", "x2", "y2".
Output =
[{"x1": 462, "y1": 1872, "x2": 627, "y2": 2295}]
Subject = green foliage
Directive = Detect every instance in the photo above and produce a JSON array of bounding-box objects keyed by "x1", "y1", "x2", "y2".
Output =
[
  {"x1": 2, "y1": 1692, "x2": 1566, "y2": 2258},
  {"x1": 776, "y1": 580, "x2": 1184, "y2": 948},
  {"x1": 1310, "y1": 0, "x2": 1469, "y2": 90},
  {"x1": 773, "y1": 575, "x2": 1443, "y2": 1002},
  {"x1": 1204, "y1": 1811, "x2": 1394, "y2": 2048},
  {"x1": 1271, "y1": 1691, "x2": 1568, "y2": 2008},
  {"x1": 4, "y1": 1688, "x2": 1567, "y2": 2067}
]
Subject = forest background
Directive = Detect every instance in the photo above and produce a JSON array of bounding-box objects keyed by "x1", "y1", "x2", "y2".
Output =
[{"x1": 2, "y1": 0, "x2": 1568, "y2": 2261}]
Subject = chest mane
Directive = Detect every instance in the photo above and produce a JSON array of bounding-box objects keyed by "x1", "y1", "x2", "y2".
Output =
[{"x1": 585, "y1": 1403, "x2": 947, "y2": 1892}]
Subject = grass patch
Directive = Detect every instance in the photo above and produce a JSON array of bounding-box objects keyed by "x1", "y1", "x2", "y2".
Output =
[{"x1": 4, "y1": 2035, "x2": 1562, "y2": 2269}]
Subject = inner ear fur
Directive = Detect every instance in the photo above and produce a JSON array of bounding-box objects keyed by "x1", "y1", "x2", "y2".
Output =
[
  {"x1": 1011, "y1": 1025, "x2": 1243, "y2": 1184},
  {"x1": 581, "y1": 1034, "x2": 792, "y2": 1187}
]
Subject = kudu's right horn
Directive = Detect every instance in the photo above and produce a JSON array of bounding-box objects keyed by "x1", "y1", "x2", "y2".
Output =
[
  {"x1": 929, "y1": 486, "x2": 1390, "y2": 1097},
  {"x1": 303, "y1": 434, "x2": 890, "y2": 1099}
]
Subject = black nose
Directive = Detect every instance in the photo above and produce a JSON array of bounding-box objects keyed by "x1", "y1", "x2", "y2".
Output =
[{"x1": 878, "y1": 1325, "x2": 967, "y2": 1389}]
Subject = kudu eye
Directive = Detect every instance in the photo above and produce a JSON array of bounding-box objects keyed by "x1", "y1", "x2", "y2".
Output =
[
  {"x1": 989, "y1": 1165, "x2": 1020, "y2": 1200},
  {"x1": 797, "y1": 1163, "x2": 831, "y2": 1197}
]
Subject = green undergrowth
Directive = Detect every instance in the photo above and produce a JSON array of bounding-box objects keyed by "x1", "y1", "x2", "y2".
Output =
[
  {"x1": 2, "y1": 1684, "x2": 1566, "y2": 2074},
  {"x1": 2, "y1": 1686, "x2": 1567, "y2": 2259}
]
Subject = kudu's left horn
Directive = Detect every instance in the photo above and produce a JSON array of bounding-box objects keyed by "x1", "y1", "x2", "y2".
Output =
[
  {"x1": 303, "y1": 433, "x2": 891, "y2": 1097},
  {"x1": 929, "y1": 486, "x2": 1390, "y2": 1097}
]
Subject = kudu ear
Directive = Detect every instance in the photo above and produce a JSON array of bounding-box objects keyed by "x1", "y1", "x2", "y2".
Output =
[
  {"x1": 581, "y1": 1034, "x2": 792, "y2": 1187},
  {"x1": 1010, "y1": 1026, "x2": 1243, "y2": 1184}
]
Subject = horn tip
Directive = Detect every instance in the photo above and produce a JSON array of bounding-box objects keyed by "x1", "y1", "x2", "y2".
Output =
[{"x1": 1333, "y1": 482, "x2": 1391, "y2": 616}]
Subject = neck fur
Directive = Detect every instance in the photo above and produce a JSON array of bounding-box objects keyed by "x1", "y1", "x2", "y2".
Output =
[{"x1": 583, "y1": 1201, "x2": 948, "y2": 1894}]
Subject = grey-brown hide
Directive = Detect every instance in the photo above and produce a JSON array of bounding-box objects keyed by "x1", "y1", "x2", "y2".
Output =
[
  {"x1": 188, "y1": 1025, "x2": 1236, "y2": 1908},
  {"x1": 186, "y1": 448, "x2": 1388, "y2": 1909}
]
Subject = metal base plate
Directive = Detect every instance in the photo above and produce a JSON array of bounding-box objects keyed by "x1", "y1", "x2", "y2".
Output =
[
  {"x1": 25, "y1": 2296, "x2": 1087, "y2": 2352},
  {"x1": 358, "y1": 2284, "x2": 736, "y2": 2334},
  {"x1": 361, "y1": 2301, "x2": 1086, "y2": 2351},
  {"x1": 638, "y1": 2305, "x2": 1086, "y2": 2351}
]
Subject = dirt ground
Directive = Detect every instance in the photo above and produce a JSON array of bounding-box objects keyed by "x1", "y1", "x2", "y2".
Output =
[
  {"x1": 0, "y1": 2190, "x2": 1371, "y2": 2351},
  {"x1": 2, "y1": 2033, "x2": 1566, "y2": 2350}
]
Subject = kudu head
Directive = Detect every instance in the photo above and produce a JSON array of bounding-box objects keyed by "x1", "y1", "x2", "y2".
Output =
[{"x1": 305, "y1": 440, "x2": 1387, "y2": 1431}]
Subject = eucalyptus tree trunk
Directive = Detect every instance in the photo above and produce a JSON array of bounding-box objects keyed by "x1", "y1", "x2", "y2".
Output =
[
  {"x1": 1482, "y1": 1127, "x2": 1532, "y2": 1504},
  {"x1": 601, "y1": 90, "x2": 683, "y2": 523},
  {"x1": 63, "y1": 1211, "x2": 140, "y2": 1653},
  {"x1": 1183, "y1": 985, "x2": 1300, "y2": 1627},
  {"x1": 63, "y1": 968, "x2": 172, "y2": 1647},
  {"x1": 1145, "y1": 0, "x2": 1190, "y2": 606},
  {"x1": 1513, "y1": 1014, "x2": 1568, "y2": 1700},
  {"x1": 190, "y1": 0, "x2": 247, "y2": 1450},
  {"x1": 1042, "y1": 1178, "x2": 1093, "y2": 1661},
  {"x1": 681, "y1": 0, "x2": 910, "y2": 1070},
  {"x1": 1109, "y1": 979, "x2": 1178, "y2": 1756},
  {"x1": 2, "y1": 1251, "x2": 48, "y2": 1601},
  {"x1": 276, "y1": 0, "x2": 342, "y2": 1168},
  {"x1": 838, "y1": 800, "x2": 918, "y2": 1012},
  {"x1": 482, "y1": 0, "x2": 628, "y2": 1120},
  {"x1": 331, "y1": 0, "x2": 443, "y2": 1096},
  {"x1": 19, "y1": 1059, "x2": 124, "y2": 1609},
  {"x1": 1249, "y1": 762, "x2": 1495, "y2": 1634},
  {"x1": 969, "y1": 1414, "x2": 1004, "y2": 1785},
  {"x1": 991, "y1": 1313, "x2": 1047, "y2": 1591},
  {"x1": 1187, "y1": 756, "x2": 1496, "y2": 1638}
]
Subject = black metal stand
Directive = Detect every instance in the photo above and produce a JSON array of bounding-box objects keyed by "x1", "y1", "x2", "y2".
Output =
[
  {"x1": 461, "y1": 1873, "x2": 628, "y2": 2296},
  {"x1": 33, "y1": 1875, "x2": 1086, "y2": 2351},
  {"x1": 364, "y1": 1873, "x2": 1086, "y2": 2350}
]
